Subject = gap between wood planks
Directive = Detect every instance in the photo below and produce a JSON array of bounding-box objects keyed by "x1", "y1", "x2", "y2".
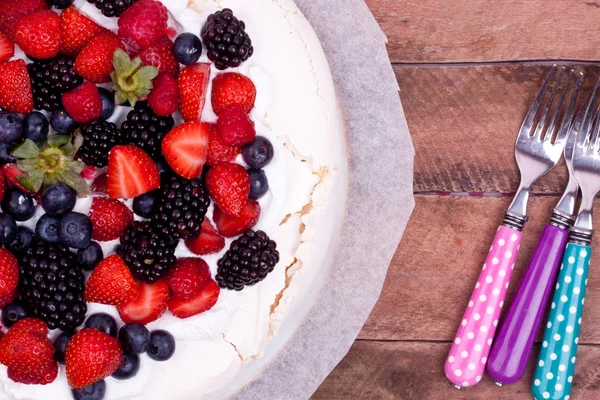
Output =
[{"x1": 392, "y1": 60, "x2": 600, "y2": 67}]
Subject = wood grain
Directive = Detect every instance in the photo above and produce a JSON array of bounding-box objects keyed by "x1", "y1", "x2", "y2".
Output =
[{"x1": 365, "y1": 0, "x2": 600, "y2": 64}]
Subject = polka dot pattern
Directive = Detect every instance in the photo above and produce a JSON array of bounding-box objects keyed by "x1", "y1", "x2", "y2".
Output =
[{"x1": 445, "y1": 227, "x2": 521, "y2": 387}]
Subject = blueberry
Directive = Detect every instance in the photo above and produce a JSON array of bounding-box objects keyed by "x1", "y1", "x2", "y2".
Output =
[
  {"x1": 85, "y1": 313, "x2": 118, "y2": 337},
  {"x1": 147, "y1": 330, "x2": 175, "y2": 361},
  {"x1": 112, "y1": 353, "x2": 140, "y2": 380},
  {"x1": 50, "y1": 109, "x2": 78, "y2": 134},
  {"x1": 118, "y1": 323, "x2": 149, "y2": 354},
  {"x1": 99, "y1": 88, "x2": 115, "y2": 120},
  {"x1": 242, "y1": 136, "x2": 274, "y2": 169},
  {"x1": 0, "y1": 213, "x2": 17, "y2": 244},
  {"x1": 0, "y1": 112, "x2": 23, "y2": 144},
  {"x1": 77, "y1": 241, "x2": 103, "y2": 271},
  {"x1": 0, "y1": 142, "x2": 15, "y2": 165},
  {"x1": 47, "y1": 0, "x2": 75, "y2": 9},
  {"x1": 36, "y1": 214, "x2": 61, "y2": 243},
  {"x1": 248, "y1": 168, "x2": 269, "y2": 200},
  {"x1": 1, "y1": 189, "x2": 36, "y2": 221},
  {"x1": 6, "y1": 226, "x2": 34, "y2": 253},
  {"x1": 23, "y1": 112, "x2": 49, "y2": 143},
  {"x1": 174, "y1": 33, "x2": 203, "y2": 65},
  {"x1": 41, "y1": 183, "x2": 77, "y2": 216},
  {"x1": 71, "y1": 379, "x2": 106, "y2": 400},
  {"x1": 59, "y1": 212, "x2": 92, "y2": 249},
  {"x1": 53, "y1": 331, "x2": 74, "y2": 364},
  {"x1": 133, "y1": 190, "x2": 159, "y2": 218},
  {"x1": 1, "y1": 303, "x2": 28, "y2": 328}
]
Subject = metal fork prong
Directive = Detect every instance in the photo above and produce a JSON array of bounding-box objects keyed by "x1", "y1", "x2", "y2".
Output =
[
  {"x1": 577, "y1": 78, "x2": 600, "y2": 149},
  {"x1": 519, "y1": 65, "x2": 558, "y2": 139},
  {"x1": 555, "y1": 72, "x2": 583, "y2": 145},
  {"x1": 532, "y1": 67, "x2": 565, "y2": 140},
  {"x1": 546, "y1": 70, "x2": 576, "y2": 143},
  {"x1": 592, "y1": 108, "x2": 600, "y2": 152}
]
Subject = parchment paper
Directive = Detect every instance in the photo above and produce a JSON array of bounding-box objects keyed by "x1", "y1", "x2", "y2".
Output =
[{"x1": 233, "y1": 1, "x2": 415, "y2": 398}]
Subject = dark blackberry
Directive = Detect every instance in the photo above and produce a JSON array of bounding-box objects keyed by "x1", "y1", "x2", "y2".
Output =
[
  {"x1": 117, "y1": 220, "x2": 177, "y2": 283},
  {"x1": 28, "y1": 56, "x2": 83, "y2": 112},
  {"x1": 151, "y1": 173, "x2": 210, "y2": 240},
  {"x1": 120, "y1": 102, "x2": 174, "y2": 160},
  {"x1": 216, "y1": 230, "x2": 279, "y2": 291},
  {"x1": 78, "y1": 120, "x2": 123, "y2": 168},
  {"x1": 18, "y1": 241, "x2": 87, "y2": 331},
  {"x1": 86, "y1": 0, "x2": 139, "y2": 17},
  {"x1": 201, "y1": 8, "x2": 254, "y2": 70}
]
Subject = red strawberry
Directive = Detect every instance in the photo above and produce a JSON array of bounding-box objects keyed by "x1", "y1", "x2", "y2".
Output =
[
  {"x1": 75, "y1": 31, "x2": 126, "y2": 83},
  {"x1": 138, "y1": 35, "x2": 180, "y2": 76},
  {"x1": 165, "y1": 258, "x2": 211, "y2": 300},
  {"x1": 85, "y1": 255, "x2": 138, "y2": 306},
  {"x1": 184, "y1": 218, "x2": 225, "y2": 255},
  {"x1": 7, "y1": 362, "x2": 58, "y2": 385},
  {"x1": 0, "y1": 248, "x2": 18, "y2": 297},
  {"x1": 107, "y1": 145, "x2": 160, "y2": 199},
  {"x1": 62, "y1": 81, "x2": 103, "y2": 123},
  {"x1": 0, "y1": 0, "x2": 47, "y2": 41},
  {"x1": 217, "y1": 106, "x2": 256, "y2": 147},
  {"x1": 213, "y1": 200, "x2": 260, "y2": 238},
  {"x1": 81, "y1": 165, "x2": 99, "y2": 181},
  {"x1": 169, "y1": 279, "x2": 220, "y2": 319},
  {"x1": 211, "y1": 73, "x2": 256, "y2": 116},
  {"x1": 0, "y1": 32, "x2": 14, "y2": 63},
  {"x1": 205, "y1": 163, "x2": 251, "y2": 217},
  {"x1": 118, "y1": 0, "x2": 168, "y2": 52},
  {"x1": 0, "y1": 171, "x2": 5, "y2": 203},
  {"x1": 0, "y1": 59, "x2": 33, "y2": 113},
  {"x1": 14, "y1": 9, "x2": 61, "y2": 59},
  {"x1": 147, "y1": 72, "x2": 178, "y2": 117},
  {"x1": 0, "y1": 290, "x2": 16, "y2": 308},
  {"x1": 89, "y1": 197, "x2": 134, "y2": 241},
  {"x1": 65, "y1": 328, "x2": 123, "y2": 389},
  {"x1": 206, "y1": 123, "x2": 241, "y2": 166},
  {"x1": 91, "y1": 173, "x2": 108, "y2": 193},
  {"x1": 2, "y1": 164, "x2": 34, "y2": 194},
  {"x1": 118, "y1": 280, "x2": 169, "y2": 325},
  {"x1": 161, "y1": 121, "x2": 209, "y2": 179},
  {"x1": 177, "y1": 63, "x2": 211, "y2": 122},
  {"x1": 60, "y1": 6, "x2": 105, "y2": 56}
]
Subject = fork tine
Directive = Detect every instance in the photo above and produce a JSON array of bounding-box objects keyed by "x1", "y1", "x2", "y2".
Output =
[
  {"x1": 590, "y1": 109, "x2": 600, "y2": 151},
  {"x1": 519, "y1": 65, "x2": 558, "y2": 139},
  {"x1": 532, "y1": 67, "x2": 564, "y2": 140},
  {"x1": 554, "y1": 71, "x2": 583, "y2": 145},
  {"x1": 577, "y1": 78, "x2": 600, "y2": 149}
]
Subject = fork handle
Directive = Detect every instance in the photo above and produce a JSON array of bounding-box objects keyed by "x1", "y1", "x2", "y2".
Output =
[
  {"x1": 445, "y1": 226, "x2": 522, "y2": 388},
  {"x1": 532, "y1": 243, "x2": 591, "y2": 400},
  {"x1": 487, "y1": 224, "x2": 569, "y2": 384}
]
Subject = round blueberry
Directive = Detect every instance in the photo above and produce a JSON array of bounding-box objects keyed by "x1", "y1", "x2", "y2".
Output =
[
  {"x1": 53, "y1": 331, "x2": 74, "y2": 364},
  {"x1": 147, "y1": 330, "x2": 175, "y2": 361},
  {"x1": 50, "y1": 109, "x2": 78, "y2": 134},
  {"x1": 118, "y1": 323, "x2": 149, "y2": 355},
  {"x1": 23, "y1": 112, "x2": 49, "y2": 143},
  {"x1": 0, "y1": 213, "x2": 18, "y2": 245},
  {"x1": 242, "y1": 136, "x2": 274, "y2": 169},
  {"x1": 41, "y1": 183, "x2": 77, "y2": 216},
  {"x1": 133, "y1": 190, "x2": 159, "y2": 218},
  {"x1": 0, "y1": 112, "x2": 23, "y2": 144},
  {"x1": 1, "y1": 303, "x2": 28, "y2": 328},
  {"x1": 99, "y1": 88, "x2": 115, "y2": 120},
  {"x1": 0, "y1": 142, "x2": 15, "y2": 165},
  {"x1": 72, "y1": 379, "x2": 106, "y2": 400},
  {"x1": 77, "y1": 241, "x2": 103, "y2": 271},
  {"x1": 174, "y1": 33, "x2": 203, "y2": 65},
  {"x1": 6, "y1": 226, "x2": 34, "y2": 254},
  {"x1": 1, "y1": 189, "x2": 36, "y2": 221},
  {"x1": 112, "y1": 353, "x2": 140, "y2": 380},
  {"x1": 59, "y1": 212, "x2": 92, "y2": 249},
  {"x1": 85, "y1": 313, "x2": 118, "y2": 337},
  {"x1": 247, "y1": 168, "x2": 269, "y2": 200},
  {"x1": 35, "y1": 214, "x2": 61, "y2": 243},
  {"x1": 47, "y1": 0, "x2": 75, "y2": 9}
]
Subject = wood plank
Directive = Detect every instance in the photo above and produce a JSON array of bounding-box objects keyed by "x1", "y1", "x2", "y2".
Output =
[
  {"x1": 365, "y1": 0, "x2": 600, "y2": 64},
  {"x1": 312, "y1": 341, "x2": 600, "y2": 399},
  {"x1": 398, "y1": 63, "x2": 600, "y2": 193}
]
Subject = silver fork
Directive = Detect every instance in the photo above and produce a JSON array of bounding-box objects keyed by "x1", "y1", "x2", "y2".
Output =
[{"x1": 445, "y1": 66, "x2": 582, "y2": 389}]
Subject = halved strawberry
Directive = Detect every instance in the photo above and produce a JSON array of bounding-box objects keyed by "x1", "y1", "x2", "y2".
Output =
[
  {"x1": 138, "y1": 35, "x2": 180, "y2": 76},
  {"x1": 88, "y1": 197, "x2": 134, "y2": 241},
  {"x1": 205, "y1": 163, "x2": 251, "y2": 217},
  {"x1": 60, "y1": 6, "x2": 105, "y2": 56},
  {"x1": 118, "y1": 280, "x2": 169, "y2": 325},
  {"x1": 0, "y1": 32, "x2": 14, "y2": 63},
  {"x1": 184, "y1": 218, "x2": 226, "y2": 255},
  {"x1": 206, "y1": 123, "x2": 241, "y2": 167},
  {"x1": 177, "y1": 63, "x2": 211, "y2": 122},
  {"x1": 165, "y1": 258, "x2": 211, "y2": 300},
  {"x1": 161, "y1": 121, "x2": 209, "y2": 179},
  {"x1": 0, "y1": 59, "x2": 33, "y2": 113},
  {"x1": 211, "y1": 72, "x2": 256, "y2": 116},
  {"x1": 2, "y1": 164, "x2": 34, "y2": 194},
  {"x1": 0, "y1": 248, "x2": 19, "y2": 297},
  {"x1": 107, "y1": 145, "x2": 160, "y2": 199},
  {"x1": 0, "y1": 0, "x2": 47, "y2": 41},
  {"x1": 213, "y1": 200, "x2": 261, "y2": 238},
  {"x1": 84, "y1": 255, "x2": 138, "y2": 306},
  {"x1": 168, "y1": 279, "x2": 220, "y2": 319},
  {"x1": 14, "y1": 9, "x2": 61, "y2": 59},
  {"x1": 217, "y1": 106, "x2": 256, "y2": 147}
]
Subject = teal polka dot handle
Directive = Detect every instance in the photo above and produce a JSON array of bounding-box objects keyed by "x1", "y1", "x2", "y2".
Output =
[{"x1": 532, "y1": 243, "x2": 591, "y2": 400}]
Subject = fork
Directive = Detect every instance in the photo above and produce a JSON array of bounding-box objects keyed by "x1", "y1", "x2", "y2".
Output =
[
  {"x1": 532, "y1": 78, "x2": 600, "y2": 400},
  {"x1": 444, "y1": 66, "x2": 581, "y2": 389}
]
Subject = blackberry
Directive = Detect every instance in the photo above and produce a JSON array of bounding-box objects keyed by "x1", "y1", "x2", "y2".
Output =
[
  {"x1": 86, "y1": 0, "x2": 139, "y2": 17},
  {"x1": 201, "y1": 8, "x2": 254, "y2": 70},
  {"x1": 78, "y1": 120, "x2": 123, "y2": 168},
  {"x1": 216, "y1": 230, "x2": 279, "y2": 291},
  {"x1": 120, "y1": 102, "x2": 174, "y2": 160},
  {"x1": 151, "y1": 173, "x2": 210, "y2": 240},
  {"x1": 117, "y1": 220, "x2": 177, "y2": 283},
  {"x1": 28, "y1": 56, "x2": 83, "y2": 112},
  {"x1": 18, "y1": 241, "x2": 87, "y2": 331}
]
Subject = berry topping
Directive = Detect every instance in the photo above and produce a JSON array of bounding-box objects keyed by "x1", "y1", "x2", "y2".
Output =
[
  {"x1": 0, "y1": 32, "x2": 14, "y2": 64},
  {"x1": 85, "y1": 313, "x2": 118, "y2": 337},
  {"x1": 89, "y1": 197, "x2": 134, "y2": 241},
  {"x1": 2, "y1": 189, "x2": 36, "y2": 222},
  {"x1": 162, "y1": 121, "x2": 209, "y2": 179},
  {"x1": 35, "y1": 214, "x2": 61, "y2": 243},
  {"x1": 41, "y1": 183, "x2": 76, "y2": 216},
  {"x1": 0, "y1": 213, "x2": 18, "y2": 245},
  {"x1": 139, "y1": 35, "x2": 180, "y2": 76},
  {"x1": 118, "y1": 0, "x2": 169, "y2": 51},
  {"x1": 205, "y1": 163, "x2": 251, "y2": 217},
  {"x1": 53, "y1": 331, "x2": 74, "y2": 364},
  {"x1": 107, "y1": 145, "x2": 161, "y2": 199},
  {"x1": 117, "y1": 280, "x2": 169, "y2": 325},
  {"x1": 212, "y1": 72, "x2": 256, "y2": 116},
  {"x1": 14, "y1": 9, "x2": 61, "y2": 60},
  {"x1": 99, "y1": 88, "x2": 116, "y2": 120},
  {"x1": 0, "y1": 248, "x2": 18, "y2": 297},
  {"x1": 62, "y1": 82, "x2": 103, "y2": 124},
  {"x1": 59, "y1": 212, "x2": 93, "y2": 249},
  {"x1": 78, "y1": 120, "x2": 124, "y2": 168},
  {"x1": 174, "y1": 33, "x2": 202, "y2": 66},
  {"x1": 75, "y1": 31, "x2": 126, "y2": 83},
  {"x1": 50, "y1": 109, "x2": 78, "y2": 134},
  {"x1": 1, "y1": 302, "x2": 28, "y2": 328},
  {"x1": 77, "y1": 241, "x2": 104, "y2": 271},
  {"x1": 118, "y1": 323, "x2": 149, "y2": 354},
  {"x1": 166, "y1": 258, "x2": 210, "y2": 300},
  {"x1": 87, "y1": 0, "x2": 139, "y2": 17},
  {"x1": 147, "y1": 72, "x2": 179, "y2": 117},
  {"x1": 0, "y1": 112, "x2": 23, "y2": 145},
  {"x1": 0, "y1": 0, "x2": 47, "y2": 42},
  {"x1": 184, "y1": 218, "x2": 226, "y2": 256},
  {"x1": 120, "y1": 101, "x2": 175, "y2": 159},
  {"x1": 72, "y1": 379, "x2": 107, "y2": 400},
  {"x1": 202, "y1": 8, "x2": 254, "y2": 70},
  {"x1": 6, "y1": 226, "x2": 34, "y2": 254},
  {"x1": 217, "y1": 106, "x2": 256, "y2": 147},
  {"x1": 60, "y1": 6, "x2": 105, "y2": 57},
  {"x1": 248, "y1": 168, "x2": 269, "y2": 200},
  {"x1": 146, "y1": 330, "x2": 175, "y2": 361},
  {"x1": 112, "y1": 352, "x2": 140, "y2": 380},
  {"x1": 0, "y1": 59, "x2": 34, "y2": 114},
  {"x1": 177, "y1": 63, "x2": 211, "y2": 122},
  {"x1": 85, "y1": 254, "x2": 138, "y2": 306},
  {"x1": 213, "y1": 199, "x2": 261, "y2": 238},
  {"x1": 132, "y1": 189, "x2": 159, "y2": 218},
  {"x1": 23, "y1": 112, "x2": 49, "y2": 143},
  {"x1": 206, "y1": 123, "x2": 241, "y2": 167},
  {"x1": 168, "y1": 279, "x2": 220, "y2": 319},
  {"x1": 243, "y1": 136, "x2": 274, "y2": 169}
]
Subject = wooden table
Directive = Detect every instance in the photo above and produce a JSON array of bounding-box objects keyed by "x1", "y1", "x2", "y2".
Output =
[{"x1": 312, "y1": 1, "x2": 600, "y2": 399}]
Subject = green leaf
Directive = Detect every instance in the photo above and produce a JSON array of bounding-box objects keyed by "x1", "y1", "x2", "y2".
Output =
[
  {"x1": 23, "y1": 167, "x2": 45, "y2": 192},
  {"x1": 16, "y1": 158, "x2": 41, "y2": 174},
  {"x1": 47, "y1": 134, "x2": 71, "y2": 148},
  {"x1": 17, "y1": 174, "x2": 36, "y2": 193},
  {"x1": 137, "y1": 66, "x2": 159, "y2": 83},
  {"x1": 113, "y1": 49, "x2": 133, "y2": 74},
  {"x1": 11, "y1": 139, "x2": 40, "y2": 159},
  {"x1": 72, "y1": 131, "x2": 84, "y2": 154},
  {"x1": 58, "y1": 169, "x2": 90, "y2": 197}
]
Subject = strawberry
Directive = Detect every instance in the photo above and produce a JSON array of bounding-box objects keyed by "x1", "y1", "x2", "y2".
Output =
[
  {"x1": 7, "y1": 362, "x2": 58, "y2": 385},
  {"x1": 0, "y1": 59, "x2": 33, "y2": 113},
  {"x1": 118, "y1": 0, "x2": 169, "y2": 52},
  {"x1": 206, "y1": 123, "x2": 241, "y2": 166},
  {"x1": 62, "y1": 81, "x2": 103, "y2": 124},
  {"x1": 0, "y1": 291, "x2": 16, "y2": 308},
  {"x1": 81, "y1": 165, "x2": 99, "y2": 181},
  {"x1": 184, "y1": 218, "x2": 226, "y2": 255},
  {"x1": 147, "y1": 72, "x2": 179, "y2": 117},
  {"x1": 0, "y1": 170, "x2": 5, "y2": 203},
  {"x1": 161, "y1": 121, "x2": 209, "y2": 179},
  {"x1": 0, "y1": 0, "x2": 47, "y2": 41},
  {"x1": 169, "y1": 279, "x2": 220, "y2": 319},
  {"x1": 60, "y1": 6, "x2": 105, "y2": 56},
  {"x1": 65, "y1": 328, "x2": 123, "y2": 389},
  {"x1": 211, "y1": 73, "x2": 256, "y2": 116},
  {"x1": 213, "y1": 200, "x2": 260, "y2": 238},
  {"x1": 85, "y1": 254, "x2": 138, "y2": 306},
  {"x1": 2, "y1": 164, "x2": 34, "y2": 194},
  {"x1": 217, "y1": 106, "x2": 256, "y2": 147},
  {"x1": 138, "y1": 35, "x2": 180, "y2": 76},
  {"x1": 0, "y1": 248, "x2": 18, "y2": 297},
  {"x1": 14, "y1": 9, "x2": 61, "y2": 60},
  {"x1": 165, "y1": 258, "x2": 211, "y2": 300},
  {"x1": 205, "y1": 163, "x2": 251, "y2": 217},
  {"x1": 89, "y1": 197, "x2": 134, "y2": 241},
  {"x1": 177, "y1": 63, "x2": 211, "y2": 122},
  {"x1": 107, "y1": 145, "x2": 160, "y2": 199},
  {"x1": 0, "y1": 32, "x2": 14, "y2": 63},
  {"x1": 117, "y1": 280, "x2": 169, "y2": 325},
  {"x1": 75, "y1": 30, "x2": 125, "y2": 83}
]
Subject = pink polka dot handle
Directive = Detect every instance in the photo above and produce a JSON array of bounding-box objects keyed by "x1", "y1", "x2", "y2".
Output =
[{"x1": 445, "y1": 226, "x2": 522, "y2": 388}]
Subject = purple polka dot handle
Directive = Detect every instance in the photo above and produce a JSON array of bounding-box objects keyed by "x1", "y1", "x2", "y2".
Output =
[{"x1": 445, "y1": 226, "x2": 522, "y2": 388}]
